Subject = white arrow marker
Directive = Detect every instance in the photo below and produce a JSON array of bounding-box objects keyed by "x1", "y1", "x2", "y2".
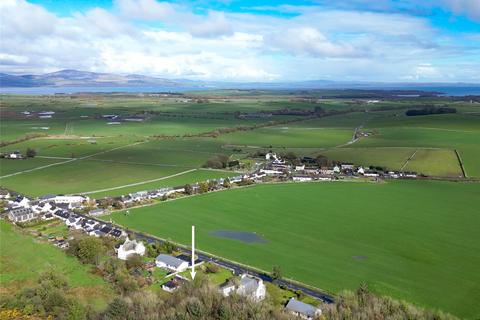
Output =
[{"x1": 190, "y1": 225, "x2": 196, "y2": 280}]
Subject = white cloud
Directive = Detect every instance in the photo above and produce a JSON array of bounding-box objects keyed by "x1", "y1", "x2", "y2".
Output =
[
  {"x1": 188, "y1": 11, "x2": 234, "y2": 38},
  {"x1": 115, "y1": 0, "x2": 174, "y2": 20},
  {"x1": 0, "y1": 0, "x2": 478, "y2": 82},
  {"x1": 445, "y1": 0, "x2": 480, "y2": 21},
  {"x1": 266, "y1": 27, "x2": 361, "y2": 58}
]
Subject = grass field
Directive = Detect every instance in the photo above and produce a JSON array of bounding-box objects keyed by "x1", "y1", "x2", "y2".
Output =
[
  {"x1": 103, "y1": 180, "x2": 480, "y2": 319},
  {"x1": 0, "y1": 221, "x2": 112, "y2": 309}
]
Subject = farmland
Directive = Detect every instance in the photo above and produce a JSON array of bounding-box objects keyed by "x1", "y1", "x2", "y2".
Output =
[
  {"x1": 0, "y1": 221, "x2": 112, "y2": 309},
  {"x1": 1, "y1": 93, "x2": 479, "y2": 198},
  {"x1": 103, "y1": 180, "x2": 480, "y2": 319}
]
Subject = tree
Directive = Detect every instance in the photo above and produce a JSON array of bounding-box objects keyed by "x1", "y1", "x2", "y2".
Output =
[
  {"x1": 125, "y1": 254, "x2": 143, "y2": 270},
  {"x1": 315, "y1": 154, "x2": 329, "y2": 167},
  {"x1": 26, "y1": 148, "x2": 36, "y2": 158},
  {"x1": 76, "y1": 237, "x2": 105, "y2": 265},
  {"x1": 272, "y1": 265, "x2": 282, "y2": 280},
  {"x1": 104, "y1": 297, "x2": 129, "y2": 320},
  {"x1": 208, "y1": 180, "x2": 217, "y2": 191},
  {"x1": 199, "y1": 182, "x2": 209, "y2": 194},
  {"x1": 222, "y1": 178, "x2": 231, "y2": 189},
  {"x1": 184, "y1": 184, "x2": 193, "y2": 195}
]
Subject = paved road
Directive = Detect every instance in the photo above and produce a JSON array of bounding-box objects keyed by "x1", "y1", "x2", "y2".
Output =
[{"x1": 79, "y1": 213, "x2": 335, "y2": 304}]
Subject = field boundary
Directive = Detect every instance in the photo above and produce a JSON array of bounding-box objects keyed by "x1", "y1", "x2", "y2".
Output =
[
  {"x1": 454, "y1": 149, "x2": 467, "y2": 178},
  {"x1": 76, "y1": 168, "x2": 197, "y2": 195}
]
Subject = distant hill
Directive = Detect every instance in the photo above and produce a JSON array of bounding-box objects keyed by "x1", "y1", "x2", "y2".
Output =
[
  {"x1": 0, "y1": 69, "x2": 478, "y2": 91},
  {"x1": 0, "y1": 69, "x2": 189, "y2": 87}
]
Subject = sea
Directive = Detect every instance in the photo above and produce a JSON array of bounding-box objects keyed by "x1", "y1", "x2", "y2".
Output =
[{"x1": 1, "y1": 85, "x2": 480, "y2": 96}]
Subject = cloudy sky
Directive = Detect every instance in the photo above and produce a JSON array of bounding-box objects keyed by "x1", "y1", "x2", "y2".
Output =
[{"x1": 0, "y1": 0, "x2": 479, "y2": 82}]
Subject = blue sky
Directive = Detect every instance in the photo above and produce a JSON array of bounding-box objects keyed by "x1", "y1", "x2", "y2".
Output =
[{"x1": 1, "y1": 0, "x2": 479, "y2": 82}]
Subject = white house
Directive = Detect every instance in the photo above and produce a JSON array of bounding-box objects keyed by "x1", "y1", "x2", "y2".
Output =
[
  {"x1": 155, "y1": 254, "x2": 189, "y2": 272},
  {"x1": 357, "y1": 167, "x2": 365, "y2": 175},
  {"x1": 11, "y1": 196, "x2": 31, "y2": 208},
  {"x1": 295, "y1": 165, "x2": 305, "y2": 171},
  {"x1": 333, "y1": 165, "x2": 340, "y2": 173},
  {"x1": 220, "y1": 274, "x2": 266, "y2": 302},
  {"x1": 285, "y1": 298, "x2": 322, "y2": 319},
  {"x1": 293, "y1": 176, "x2": 313, "y2": 182},
  {"x1": 117, "y1": 237, "x2": 146, "y2": 260}
]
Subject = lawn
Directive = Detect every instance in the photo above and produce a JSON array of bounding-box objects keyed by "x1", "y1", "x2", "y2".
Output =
[
  {"x1": 0, "y1": 221, "x2": 112, "y2": 309},
  {"x1": 104, "y1": 181, "x2": 480, "y2": 319}
]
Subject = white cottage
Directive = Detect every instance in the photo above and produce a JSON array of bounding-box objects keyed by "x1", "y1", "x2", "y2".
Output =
[{"x1": 117, "y1": 237, "x2": 146, "y2": 260}]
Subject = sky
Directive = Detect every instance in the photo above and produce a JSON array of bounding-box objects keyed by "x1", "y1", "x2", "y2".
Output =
[{"x1": 0, "y1": 0, "x2": 479, "y2": 82}]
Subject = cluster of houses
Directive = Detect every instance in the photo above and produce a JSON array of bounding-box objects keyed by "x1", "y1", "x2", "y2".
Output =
[
  {"x1": 21, "y1": 110, "x2": 55, "y2": 119},
  {"x1": 1, "y1": 151, "x2": 25, "y2": 160},
  {"x1": 259, "y1": 153, "x2": 418, "y2": 182}
]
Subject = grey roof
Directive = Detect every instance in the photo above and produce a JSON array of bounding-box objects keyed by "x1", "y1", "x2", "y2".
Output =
[
  {"x1": 285, "y1": 298, "x2": 319, "y2": 317},
  {"x1": 239, "y1": 276, "x2": 260, "y2": 295},
  {"x1": 155, "y1": 254, "x2": 185, "y2": 268}
]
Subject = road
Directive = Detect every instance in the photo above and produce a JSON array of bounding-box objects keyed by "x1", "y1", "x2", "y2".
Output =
[{"x1": 79, "y1": 213, "x2": 335, "y2": 304}]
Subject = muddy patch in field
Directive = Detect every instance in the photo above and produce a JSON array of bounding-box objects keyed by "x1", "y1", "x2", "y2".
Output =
[
  {"x1": 352, "y1": 255, "x2": 368, "y2": 261},
  {"x1": 210, "y1": 230, "x2": 267, "y2": 244}
]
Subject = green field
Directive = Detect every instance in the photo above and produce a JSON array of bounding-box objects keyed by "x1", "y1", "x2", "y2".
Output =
[
  {"x1": 104, "y1": 181, "x2": 480, "y2": 318},
  {"x1": 0, "y1": 221, "x2": 112, "y2": 308}
]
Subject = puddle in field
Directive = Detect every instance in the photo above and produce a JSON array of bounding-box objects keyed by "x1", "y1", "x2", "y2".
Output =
[
  {"x1": 210, "y1": 230, "x2": 267, "y2": 244},
  {"x1": 352, "y1": 255, "x2": 368, "y2": 261}
]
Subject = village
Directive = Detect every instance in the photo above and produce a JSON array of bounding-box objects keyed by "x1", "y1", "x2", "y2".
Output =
[{"x1": 0, "y1": 152, "x2": 422, "y2": 319}]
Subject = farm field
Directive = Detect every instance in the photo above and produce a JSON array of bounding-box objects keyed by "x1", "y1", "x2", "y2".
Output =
[
  {"x1": 103, "y1": 180, "x2": 480, "y2": 319},
  {"x1": 0, "y1": 221, "x2": 112, "y2": 309}
]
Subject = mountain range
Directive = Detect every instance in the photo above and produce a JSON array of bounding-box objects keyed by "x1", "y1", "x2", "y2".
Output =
[{"x1": 0, "y1": 69, "x2": 478, "y2": 90}]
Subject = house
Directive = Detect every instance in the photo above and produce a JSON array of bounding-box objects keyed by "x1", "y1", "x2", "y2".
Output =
[
  {"x1": 285, "y1": 298, "x2": 321, "y2": 319},
  {"x1": 8, "y1": 207, "x2": 36, "y2": 222},
  {"x1": 237, "y1": 274, "x2": 266, "y2": 301},
  {"x1": 220, "y1": 274, "x2": 266, "y2": 301},
  {"x1": 333, "y1": 165, "x2": 340, "y2": 173},
  {"x1": 110, "y1": 229, "x2": 123, "y2": 238},
  {"x1": 219, "y1": 281, "x2": 236, "y2": 297},
  {"x1": 162, "y1": 276, "x2": 187, "y2": 293},
  {"x1": 295, "y1": 165, "x2": 305, "y2": 171},
  {"x1": 117, "y1": 237, "x2": 146, "y2": 260},
  {"x1": 42, "y1": 213, "x2": 55, "y2": 221},
  {"x1": 292, "y1": 176, "x2": 313, "y2": 182},
  {"x1": 364, "y1": 170, "x2": 380, "y2": 177},
  {"x1": 4, "y1": 151, "x2": 24, "y2": 159},
  {"x1": 155, "y1": 254, "x2": 189, "y2": 272},
  {"x1": 340, "y1": 163, "x2": 355, "y2": 171},
  {"x1": 319, "y1": 167, "x2": 334, "y2": 175},
  {"x1": 260, "y1": 169, "x2": 283, "y2": 176},
  {"x1": 0, "y1": 189, "x2": 11, "y2": 199},
  {"x1": 89, "y1": 208, "x2": 105, "y2": 216},
  {"x1": 357, "y1": 167, "x2": 365, "y2": 175},
  {"x1": 12, "y1": 196, "x2": 31, "y2": 208},
  {"x1": 65, "y1": 216, "x2": 80, "y2": 227}
]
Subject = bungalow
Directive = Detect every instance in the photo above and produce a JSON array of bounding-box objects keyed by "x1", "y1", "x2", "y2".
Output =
[
  {"x1": 89, "y1": 208, "x2": 105, "y2": 216},
  {"x1": 292, "y1": 176, "x2": 313, "y2": 182},
  {"x1": 319, "y1": 167, "x2": 334, "y2": 175},
  {"x1": 117, "y1": 237, "x2": 146, "y2": 260},
  {"x1": 340, "y1": 163, "x2": 355, "y2": 171},
  {"x1": 8, "y1": 207, "x2": 36, "y2": 223},
  {"x1": 295, "y1": 165, "x2": 305, "y2": 171},
  {"x1": 285, "y1": 298, "x2": 321, "y2": 320},
  {"x1": 162, "y1": 276, "x2": 187, "y2": 293},
  {"x1": 155, "y1": 254, "x2": 189, "y2": 273},
  {"x1": 42, "y1": 213, "x2": 55, "y2": 221},
  {"x1": 220, "y1": 274, "x2": 266, "y2": 302},
  {"x1": 110, "y1": 229, "x2": 123, "y2": 238},
  {"x1": 260, "y1": 169, "x2": 283, "y2": 176},
  {"x1": 364, "y1": 170, "x2": 380, "y2": 177}
]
